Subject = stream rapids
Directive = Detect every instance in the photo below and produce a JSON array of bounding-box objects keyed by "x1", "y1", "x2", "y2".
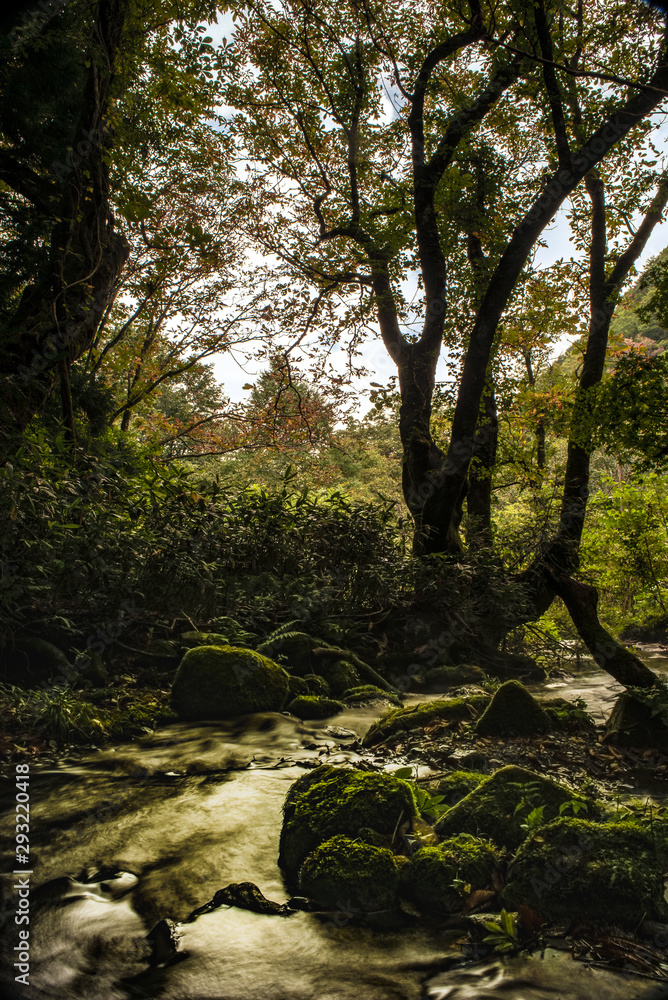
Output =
[{"x1": 2, "y1": 669, "x2": 668, "y2": 1000}]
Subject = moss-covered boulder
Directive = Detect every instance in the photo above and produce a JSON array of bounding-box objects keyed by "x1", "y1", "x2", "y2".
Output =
[
  {"x1": 286, "y1": 695, "x2": 345, "y2": 720},
  {"x1": 542, "y1": 697, "x2": 595, "y2": 731},
  {"x1": 279, "y1": 765, "x2": 416, "y2": 879},
  {"x1": 425, "y1": 770, "x2": 487, "y2": 806},
  {"x1": 287, "y1": 674, "x2": 309, "y2": 699},
  {"x1": 475, "y1": 680, "x2": 551, "y2": 737},
  {"x1": 299, "y1": 835, "x2": 400, "y2": 911},
  {"x1": 171, "y1": 645, "x2": 289, "y2": 720},
  {"x1": 434, "y1": 765, "x2": 586, "y2": 851},
  {"x1": 343, "y1": 685, "x2": 402, "y2": 707},
  {"x1": 303, "y1": 673, "x2": 330, "y2": 696},
  {"x1": 318, "y1": 658, "x2": 360, "y2": 695},
  {"x1": 605, "y1": 692, "x2": 668, "y2": 748},
  {"x1": 501, "y1": 818, "x2": 667, "y2": 926},
  {"x1": 363, "y1": 695, "x2": 491, "y2": 747},
  {"x1": 405, "y1": 834, "x2": 502, "y2": 914},
  {"x1": 424, "y1": 664, "x2": 486, "y2": 693}
]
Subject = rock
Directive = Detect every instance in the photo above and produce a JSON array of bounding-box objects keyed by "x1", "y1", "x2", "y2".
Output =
[
  {"x1": 362, "y1": 695, "x2": 491, "y2": 747},
  {"x1": 605, "y1": 691, "x2": 668, "y2": 748},
  {"x1": 423, "y1": 664, "x2": 486, "y2": 692},
  {"x1": 405, "y1": 834, "x2": 502, "y2": 914},
  {"x1": 343, "y1": 685, "x2": 402, "y2": 707},
  {"x1": 287, "y1": 674, "x2": 309, "y2": 698},
  {"x1": 475, "y1": 680, "x2": 551, "y2": 737},
  {"x1": 434, "y1": 765, "x2": 588, "y2": 851},
  {"x1": 541, "y1": 697, "x2": 595, "y2": 731},
  {"x1": 286, "y1": 695, "x2": 345, "y2": 720},
  {"x1": 425, "y1": 770, "x2": 487, "y2": 808},
  {"x1": 171, "y1": 645, "x2": 289, "y2": 720},
  {"x1": 318, "y1": 658, "x2": 360, "y2": 695},
  {"x1": 501, "y1": 818, "x2": 668, "y2": 926},
  {"x1": 260, "y1": 633, "x2": 314, "y2": 674},
  {"x1": 303, "y1": 673, "x2": 330, "y2": 696},
  {"x1": 299, "y1": 835, "x2": 401, "y2": 912},
  {"x1": 279, "y1": 764, "x2": 416, "y2": 880},
  {"x1": 146, "y1": 918, "x2": 181, "y2": 966}
]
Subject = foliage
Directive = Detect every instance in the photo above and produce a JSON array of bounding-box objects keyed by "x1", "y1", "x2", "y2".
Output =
[{"x1": 483, "y1": 909, "x2": 520, "y2": 953}]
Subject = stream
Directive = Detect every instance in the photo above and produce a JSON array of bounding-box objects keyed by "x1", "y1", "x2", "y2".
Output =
[{"x1": 2, "y1": 664, "x2": 668, "y2": 1000}]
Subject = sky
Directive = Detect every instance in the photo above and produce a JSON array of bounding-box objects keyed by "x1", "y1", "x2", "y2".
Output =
[{"x1": 204, "y1": 10, "x2": 668, "y2": 413}]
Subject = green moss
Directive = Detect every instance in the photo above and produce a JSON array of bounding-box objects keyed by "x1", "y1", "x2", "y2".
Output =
[
  {"x1": 427, "y1": 770, "x2": 487, "y2": 805},
  {"x1": 434, "y1": 765, "x2": 589, "y2": 851},
  {"x1": 287, "y1": 675, "x2": 309, "y2": 698},
  {"x1": 171, "y1": 645, "x2": 289, "y2": 720},
  {"x1": 475, "y1": 680, "x2": 551, "y2": 737},
  {"x1": 279, "y1": 765, "x2": 417, "y2": 879},
  {"x1": 318, "y1": 659, "x2": 360, "y2": 695},
  {"x1": 303, "y1": 673, "x2": 330, "y2": 696},
  {"x1": 299, "y1": 835, "x2": 400, "y2": 911},
  {"x1": 424, "y1": 665, "x2": 486, "y2": 692},
  {"x1": 343, "y1": 685, "x2": 402, "y2": 707},
  {"x1": 406, "y1": 834, "x2": 502, "y2": 913},
  {"x1": 501, "y1": 818, "x2": 667, "y2": 926},
  {"x1": 286, "y1": 695, "x2": 345, "y2": 719},
  {"x1": 362, "y1": 695, "x2": 491, "y2": 747},
  {"x1": 542, "y1": 697, "x2": 595, "y2": 731}
]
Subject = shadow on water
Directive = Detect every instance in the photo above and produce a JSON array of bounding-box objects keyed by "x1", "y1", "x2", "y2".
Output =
[{"x1": 1, "y1": 692, "x2": 668, "y2": 999}]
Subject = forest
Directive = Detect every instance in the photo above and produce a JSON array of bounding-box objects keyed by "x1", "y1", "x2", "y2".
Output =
[{"x1": 3, "y1": 0, "x2": 668, "y2": 997}]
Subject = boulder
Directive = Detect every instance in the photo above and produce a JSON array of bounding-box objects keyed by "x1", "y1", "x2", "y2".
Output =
[
  {"x1": 0, "y1": 637, "x2": 72, "y2": 688},
  {"x1": 171, "y1": 645, "x2": 289, "y2": 720},
  {"x1": 501, "y1": 818, "x2": 668, "y2": 926},
  {"x1": 286, "y1": 695, "x2": 345, "y2": 720},
  {"x1": 475, "y1": 680, "x2": 551, "y2": 737},
  {"x1": 299, "y1": 835, "x2": 401, "y2": 911},
  {"x1": 405, "y1": 834, "x2": 502, "y2": 914},
  {"x1": 434, "y1": 765, "x2": 588, "y2": 851},
  {"x1": 303, "y1": 673, "x2": 330, "y2": 696},
  {"x1": 343, "y1": 685, "x2": 402, "y2": 707},
  {"x1": 605, "y1": 691, "x2": 668, "y2": 748},
  {"x1": 279, "y1": 764, "x2": 416, "y2": 880},
  {"x1": 363, "y1": 695, "x2": 491, "y2": 747},
  {"x1": 287, "y1": 675, "x2": 309, "y2": 699},
  {"x1": 318, "y1": 658, "x2": 360, "y2": 695}
]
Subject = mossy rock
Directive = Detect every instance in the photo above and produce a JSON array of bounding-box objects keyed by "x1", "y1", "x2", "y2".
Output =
[
  {"x1": 288, "y1": 675, "x2": 310, "y2": 699},
  {"x1": 279, "y1": 765, "x2": 416, "y2": 880},
  {"x1": 286, "y1": 695, "x2": 345, "y2": 720},
  {"x1": 261, "y1": 633, "x2": 314, "y2": 674},
  {"x1": 343, "y1": 685, "x2": 402, "y2": 707},
  {"x1": 424, "y1": 664, "x2": 486, "y2": 693},
  {"x1": 434, "y1": 765, "x2": 588, "y2": 851},
  {"x1": 171, "y1": 645, "x2": 289, "y2": 720},
  {"x1": 405, "y1": 834, "x2": 502, "y2": 914},
  {"x1": 362, "y1": 695, "x2": 491, "y2": 747},
  {"x1": 542, "y1": 697, "x2": 595, "y2": 731},
  {"x1": 605, "y1": 692, "x2": 668, "y2": 748},
  {"x1": 475, "y1": 680, "x2": 551, "y2": 737},
  {"x1": 501, "y1": 818, "x2": 668, "y2": 926},
  {"x1": 426, "y1": 770, "x2": 487, "y2": 807},
  {"x1": 180, "y1": 631, "x2": 231, "y2": 649},
  {"x1": 318, "y1": 659, "x2": 360, "y2": 695},
  {"x1": 299, "y1": 835, "x2": 400, "y2": 911},
  {"x1": 303, "y1": 673, "x2": 330, "y2": 696}
]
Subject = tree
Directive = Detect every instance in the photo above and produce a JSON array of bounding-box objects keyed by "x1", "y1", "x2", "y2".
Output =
[
  {"x1": 0, "y1": 0, "x2": 220, "y2": 454},
  {"x1": 223, "y1": 0, "x2": 668, "y2": 682}
]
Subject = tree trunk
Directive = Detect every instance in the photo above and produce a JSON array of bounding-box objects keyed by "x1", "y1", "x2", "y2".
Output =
[
  {"x1": 0, "y1": 0, "x2": 129, "y2": 458},
  {"x1": 546, "y1": 571, "x2": 661, "y2": 687}
]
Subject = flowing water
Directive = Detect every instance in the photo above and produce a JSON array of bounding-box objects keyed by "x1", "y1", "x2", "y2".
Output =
[{"x1": 1, "y1": 675, "x2": 668, "y2": 1000}]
